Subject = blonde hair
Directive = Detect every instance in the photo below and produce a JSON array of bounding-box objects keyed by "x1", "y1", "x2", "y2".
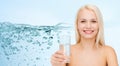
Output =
[{"x1": 75, "y1": 4, "x2": 105, "y2": 46}]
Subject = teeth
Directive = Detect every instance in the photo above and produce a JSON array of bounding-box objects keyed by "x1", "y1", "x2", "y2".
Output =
[{"x1": 84, "y1": 30, "x2": 93, "y2": 34}]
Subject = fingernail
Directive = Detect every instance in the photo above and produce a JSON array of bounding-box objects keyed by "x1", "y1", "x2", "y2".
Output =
[{"x1": 64, "y1": 60, "x2": 67, "y2": 63}]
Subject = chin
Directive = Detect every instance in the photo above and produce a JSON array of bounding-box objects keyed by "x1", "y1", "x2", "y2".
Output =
[{"x1": 83, "y1": 35, "x2": 96, "y2": 39}]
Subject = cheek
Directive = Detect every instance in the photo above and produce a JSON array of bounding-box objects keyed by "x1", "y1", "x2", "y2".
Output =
[
  {"x1": 77, "y1": 25, "x2": 84, "y2": 34},
  {"x1": 93, "y1": 24, "x2": 99, "y2": 30},
  {"x1": 94, "y1": 26, "x2": 99, "y2": 35},
  {"x1": 78, "y1": 23, "x2": 84, "y2": 30},
  {"x1": 77, "y1": 24, "x2": 83, "y2": 31},
  {"x1": 96, "y1": 25, "x2": 99, "y2": 31}
]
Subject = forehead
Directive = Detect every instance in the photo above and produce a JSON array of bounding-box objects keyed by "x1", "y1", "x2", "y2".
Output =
[{"x1": 78, "y1": 9, "x2": 97, "y2": 20}]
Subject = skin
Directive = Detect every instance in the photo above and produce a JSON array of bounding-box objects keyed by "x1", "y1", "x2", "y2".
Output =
[{"x1": 51, "y1": 9, "x2": 118, "y2": 66}]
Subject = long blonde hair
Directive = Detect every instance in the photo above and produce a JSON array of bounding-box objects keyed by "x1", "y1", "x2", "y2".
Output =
[{"x1": 75, "y1": 4, "x2": 105, "y2": 46}]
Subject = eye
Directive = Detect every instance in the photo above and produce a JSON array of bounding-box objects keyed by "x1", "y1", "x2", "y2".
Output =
[
  {"x1": 81, "y1": 21, "x2": 86, "y2": 23},
  {"x1": 91, "y1": 20, "x2": 97, "y2": 23}
]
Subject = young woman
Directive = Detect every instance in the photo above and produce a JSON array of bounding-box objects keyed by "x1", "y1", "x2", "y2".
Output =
[{"x1": 51, "y1": 4, "x2": 118, "y2": 66}]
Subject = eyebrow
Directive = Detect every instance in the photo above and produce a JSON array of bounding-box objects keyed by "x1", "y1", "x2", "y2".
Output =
[
  {"x1": 79, "y1": 18, "x2": 97, "y2": 21},
  {"x1": 91, "y1": 19, "x2": 97, "y2": 21}
]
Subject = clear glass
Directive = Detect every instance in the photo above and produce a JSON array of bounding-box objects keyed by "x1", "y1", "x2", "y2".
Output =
[{"x1": 59, "y1": 34, "x2": 71, "y2": 63}]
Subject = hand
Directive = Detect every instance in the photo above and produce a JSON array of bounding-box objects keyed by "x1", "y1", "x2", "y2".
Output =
[{"x1": 51, "y1": 50, "x2": 67, "y2": 66}]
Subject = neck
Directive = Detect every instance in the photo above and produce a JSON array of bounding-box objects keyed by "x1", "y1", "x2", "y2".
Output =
[{"x1": 79, "y1": 37, "x2": 96, "y2": 49}]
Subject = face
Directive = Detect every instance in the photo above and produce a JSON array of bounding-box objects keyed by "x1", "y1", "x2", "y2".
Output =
[{"x1": 77, "y1": 9, "x2": 99, "y2": 39}]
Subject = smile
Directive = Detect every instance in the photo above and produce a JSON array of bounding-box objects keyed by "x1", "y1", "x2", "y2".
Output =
[{"x1": 83, "y1": 30, "x2": 94, "y2": 34}]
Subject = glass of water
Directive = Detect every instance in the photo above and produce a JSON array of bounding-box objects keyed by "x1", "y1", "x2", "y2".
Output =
[{"x1": 59, "y1": 34, "x2": 71, "y2": 63}]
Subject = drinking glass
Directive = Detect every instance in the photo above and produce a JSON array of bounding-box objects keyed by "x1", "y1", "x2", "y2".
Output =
[{"x1": 59, "y1": 34, "x2": 71, "y2": 63}]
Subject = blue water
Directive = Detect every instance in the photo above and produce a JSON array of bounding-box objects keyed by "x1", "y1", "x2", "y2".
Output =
[{"x1": 0, "y1": 22, "x2": 72, "y2": 66}]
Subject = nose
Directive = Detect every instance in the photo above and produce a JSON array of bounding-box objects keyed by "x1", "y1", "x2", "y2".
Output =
[{"x1": 86, "y1": 22, "x2": 91, "y2": 28}]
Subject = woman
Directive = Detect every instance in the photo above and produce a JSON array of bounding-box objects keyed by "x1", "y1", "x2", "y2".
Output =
[{"x1": 51, "y1": 4, "x2": 118, "y2": 66}]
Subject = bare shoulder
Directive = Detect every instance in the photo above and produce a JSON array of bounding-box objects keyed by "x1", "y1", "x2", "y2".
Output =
[
  {"x1": 103, "y1": 45, "x2": 118, "y2": 66},
  {"x1": 103, "y1": 45, "x2": 115, "y2": 53},
  {"x1": 103, "y1": 45, "x2": 117, "y2": 59}
]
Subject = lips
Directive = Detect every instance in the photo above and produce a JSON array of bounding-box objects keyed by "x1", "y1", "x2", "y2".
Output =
[{"x1": 83, "y1": 30, "x2": 94, "y2": 34}]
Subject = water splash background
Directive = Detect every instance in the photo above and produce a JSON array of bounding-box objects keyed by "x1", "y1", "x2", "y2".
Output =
[{"x1": 0, "y1": 22, "x2": 73, "y2": 66}]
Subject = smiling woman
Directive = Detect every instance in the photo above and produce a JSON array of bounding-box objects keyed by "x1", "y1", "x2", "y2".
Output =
[
  {"x1": 77, "y1": 8, "x2": 99, "y2": 44},
  {"x1": 50, "y1": 4, "x2": 118, "y2": 66}
]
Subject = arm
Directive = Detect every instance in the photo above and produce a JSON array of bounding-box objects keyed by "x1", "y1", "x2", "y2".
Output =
[{"x1": 105, "y1": 46, "x2": 118, "y2": 66}]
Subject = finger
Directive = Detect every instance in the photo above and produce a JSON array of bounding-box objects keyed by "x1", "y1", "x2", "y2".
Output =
[
  {"x1": 51, "y1": 58, "x2": 65, "y2": 65},
  {"x1": 55, "y1": 50, "x2": 64, "y2": 55},
  {"x1": 59, "y1": 44, "x2": 64, "y2": 51},
  {"x1": 53, "y1": 53, "x2": 66, "y2": 60},
  {"x1": 51, "y1": 54, "x2": 65, "y2": 62},
  {"x1": 51, "y1": 59, "x2": 61, "y2": 65},
  {"x1": 52, "y1": 56, "x2": 65, "y2": 62}
]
